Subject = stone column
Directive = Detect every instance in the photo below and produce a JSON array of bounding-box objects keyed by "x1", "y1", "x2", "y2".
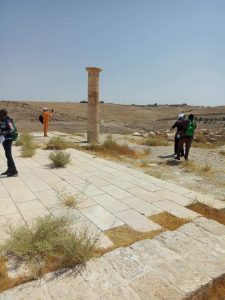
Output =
[{"x1": 86, "y1": 67, "x2": 102, "y2": 143}]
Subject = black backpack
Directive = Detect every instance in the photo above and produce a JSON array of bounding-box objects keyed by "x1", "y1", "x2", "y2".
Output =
[{"x1": 39, "y1": 114, "x2": 43, "y2": 124}]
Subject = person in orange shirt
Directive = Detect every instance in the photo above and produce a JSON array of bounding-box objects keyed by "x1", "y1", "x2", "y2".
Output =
[{"x1": 43, "y1": 107, "x2": 53, "y2": 137}]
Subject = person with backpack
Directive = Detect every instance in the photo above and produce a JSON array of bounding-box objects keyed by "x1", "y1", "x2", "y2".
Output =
[
  {"x1": 0, "y1": 109, "x2": 18, "y2": 176},
  {"x1": 176, "y1": 114, "x2": 197, "y2": 161},
  {"x1": 170, "y1": 113, "x2": 185, "y2": 156},
  {"x1": 41, "y1": 107, "x2": 53, "y2": 137}
]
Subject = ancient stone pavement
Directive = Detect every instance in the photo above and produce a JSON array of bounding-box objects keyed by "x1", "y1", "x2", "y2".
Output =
[{"x1": 1, "y1": 132, "x2": 225, "y2": 299}]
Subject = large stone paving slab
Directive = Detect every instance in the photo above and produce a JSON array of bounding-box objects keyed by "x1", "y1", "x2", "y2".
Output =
[
  {"x1": 115, "y1": 209, "x2": 161, "y2": 232},
  {"x1": 80, "y1": 205, "x2": 124, "y2": 231},
  {"x1": 154, "y1": 199, "x2": 200, "y2": 219}
]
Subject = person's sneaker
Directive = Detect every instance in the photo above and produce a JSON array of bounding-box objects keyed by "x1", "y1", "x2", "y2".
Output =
[
  {"x1": 174, "y1": 156, "x2": 180, "y2": 160},
  {"x1": 1, "y1": 170, "x2": 10, "y2": 175},
  {"x1": 7, "y1": 171, "x2": 18, "y2": 177}
]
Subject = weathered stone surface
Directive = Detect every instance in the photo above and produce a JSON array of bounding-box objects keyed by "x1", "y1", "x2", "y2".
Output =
[
  {"x1": 80, "y1": 205, "x2": 124, "y2": 230},
  {"x1": 104, "y1": 247, "x2": 146, "y2": 280},
  {"x1": 131, "y1": 239, "x2": 211, "y2": 295},
  {"x1": 126, "y1": 187, "x2": 162, "y2": 203},
  {"x1": 115, "y1": 209, "x2": 161, "y2": 232},
  {"x1": 91, "y1": 194, "x2": 129, "y2": 213},
  {"x1": 99, "y1": 285, "x2": 141, "y2": 300},
  {"x1": 120, "y1": 196, "x2": 162, "y2": 216},
  {"x1": 130, "y1": 270, "x2": 184, "y2": 300},
  {"x1": 81, "y1": 257, "x2": 127, "y2": 294},
  {"x1": 154, "y1": 199, "x2": 200, "y2": 219},
  {"x1": 156, "y1": 230, "x2": 225, "y2": 279},
  {"x1": 193, "y1": 216, "x2": 225, "y2": 235},
  {"x1": 153, "y1": 189, "x2": 194, "y2": 206},
  {"x1": 178, "y1": 222, "x2": 225, "y2": 254}
]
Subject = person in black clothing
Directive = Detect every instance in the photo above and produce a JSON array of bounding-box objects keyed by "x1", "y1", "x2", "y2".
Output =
[
  {"x1": 170, "y1": 113, "x2": 185, "y2": 156},
  {"x1": 0, "y1": 109, "x2": 18, "y2": 177},
  {"x1": 176, "y1": 114, "x2": 197, "y2": 161}
]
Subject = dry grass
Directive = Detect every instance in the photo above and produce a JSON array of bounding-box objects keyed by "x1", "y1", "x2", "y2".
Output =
[
  {"x1": 45, "y1": 137, "x2": 74, "y2": 150},
  {"x1": 84, "y1": 135, "x2": 147, "y2": 159},
  {"x1": 199, "y1": 163, "x2": 214, "y2": 176},
  {"x1": 182, "y1": 160, "x2": 198, "y2": 172},
  {"x1": 15, "y1": 133, "x2": 38, "y2": 158},
  {"x1": 142, "y1": 136, "x2": 170, "y2": 147},
  {"x1": 0, "y1": 256, "x2": 8, "y2": 288},
  {"x1": 14, "y1": 133, "x2": 33, "y2": 147},
  {"x1": 187, "y1": 203, "x2": 225, "y2": 225},
  {"x1": 58, "y1": 191, "x2": 78, "y2": 208},
  {"x1": 0, "y1": 215, "x2": 97, "y2": 292},
  {"x1": 192, "y1": 141, "x2": 217, "y2": 149},
  {"x1": 181, "y1": 161, "x2": 214, "y2": 177},
  {"x1": 219, "y1": 150, "x2": 225, "y2": 156},
  {"x1": 49, "y1": 150, "x2": 71, "y2": 168},
  {"x1": 104, "y1": 225, "x2": 163, "y2": 251},
  {"x1": 150, "y1": 212, "x2": 190, "y2": 230}
]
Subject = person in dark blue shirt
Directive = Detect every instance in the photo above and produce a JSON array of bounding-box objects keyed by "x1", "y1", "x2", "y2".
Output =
[{"x1": 0, "y1": 109, "x2": 18, "y2": 176}]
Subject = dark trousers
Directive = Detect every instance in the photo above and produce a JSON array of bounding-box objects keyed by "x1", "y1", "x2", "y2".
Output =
[
  {"x1": 174, "y1": 133, "x2": 184, "y2": 155},
  {"x1": 177, "y1": 136, "x2": 193, "y2": 160},
  {"x1": 2, "y1": 139, "x2": 17, "y2": 172}
]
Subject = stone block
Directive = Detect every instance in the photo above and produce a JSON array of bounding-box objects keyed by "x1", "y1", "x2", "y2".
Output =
[
  {"x1": 91, "y1": 194, "x2": 129, "y2": 213},
  {"x1": 154, "y1": 200, "x2": 200, "y2": 219},
  {"x1": 130, "y1": 270, "x2": 184, "y2": 300},
  {"x1": 115, "y1": 209, "x2": 161, "y2": 232},
  {"x1": 80, "y1": 205, "x2": 124, "y2": 230},
  {"x1": 120, "y1": 196, "x2": 162, "y2": 216},
  {"x1": 101, "y1": 184, "x2": 133, "y2": 200}
]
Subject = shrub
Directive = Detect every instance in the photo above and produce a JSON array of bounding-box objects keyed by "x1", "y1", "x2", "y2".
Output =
[
  {"x1": 49, "y1": 150, "x2": 71, "y2": 167},
  {"x1": 46, "y1": 137, "x2": 71, "y2": 150},
  {"x1": 0, "y1": 215, "x2": 97, "y2": 277},
  {"x1": 14, "y1": 133, "x2": 33, "y2": 147},
  {"x1": 21, "y1": 146, "x2": 36, "y2": 158},
  {"x1": 85, "y1": 135, "x2": 143, "y2": 159},
  {"x1": 17, "y1": 134, "x2": 38, "y2": 158},
  {"x1": 58, "y1": 191, "x2": 77, "y2": 208},
  {"x1": 199, "y1": 163, "x2": 213, "y2": 176}
]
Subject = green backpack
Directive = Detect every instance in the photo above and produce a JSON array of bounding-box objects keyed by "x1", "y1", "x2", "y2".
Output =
[
  {"x1": 185, "y1": 120, "x2": 197, "y2": 137},
  {"x1": 12, "y1": 121, "x2": 19, "y2": 141}
]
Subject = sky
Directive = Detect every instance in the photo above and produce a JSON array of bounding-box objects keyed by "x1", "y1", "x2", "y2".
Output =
[{"x1": 0, "y1": 0, "x2": 224, "y2": 106}]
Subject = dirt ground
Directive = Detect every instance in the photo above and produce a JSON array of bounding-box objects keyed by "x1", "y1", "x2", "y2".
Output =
[
  {"x1": 1, "y1": 100, "x2": 225, "y2": 134},
  {"x1": 102, "y1": 134, "x2": 225, "y2": 202}
]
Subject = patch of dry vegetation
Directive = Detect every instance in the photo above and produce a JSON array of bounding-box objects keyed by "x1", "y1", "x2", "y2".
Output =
[
  {"x1": 103, "y1": 225, "x2": 163, "y2": 251},
  {"x1": 182, "y1": 160, "x2": 198, "y2": 172},
  {"x1": 15, "y1": 133, "x2": 39, "y2": 158},
  {"x1": 187, "y1": 203, "x2": 225, "y2": 225},
  {"x1": 150, "y1": 212, "x2": 190, "y2": 230},
  {"x1": 84, "y1": 135, "x2": 148, "y2": 159},
  {"x1": 58, "y1": 191, "x2": 78, "y2": 208},
  {"x1": 142, "y1": 136, "x2": 170, "y2": 147},
  {"x1": 192, "y1": 141, "x2": 217, "y2": 149},
  {"x1": 219, "y1": 150, "x2": 225, "y2": 156},
  {"x1": 0, "y1": 215, "x2": 97, "y2": 292},
  {"x1": 193, "y1": 132, "x2": 225, "y2": 149},
  {"x1": 49, "y1": 150, "x2": 71, "y2": 167},
  {"x1": 181, "y1": 161, "x2": 214, "y2": 177},
  {"x1": 45, "y1": 137, "x2": 74, "y2": 150}
]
